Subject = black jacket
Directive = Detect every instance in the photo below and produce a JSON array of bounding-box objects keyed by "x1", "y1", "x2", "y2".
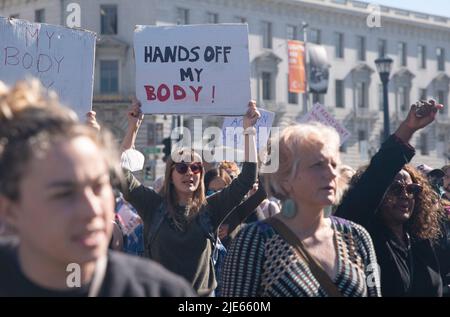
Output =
[{"x1": 335, "y1": 135, "x2": 442, "y2": 297}]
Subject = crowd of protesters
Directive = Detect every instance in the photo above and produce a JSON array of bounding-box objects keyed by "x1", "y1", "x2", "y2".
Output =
[{"x1": 0, "y1": 78, "x2": 449, "y2": 297}]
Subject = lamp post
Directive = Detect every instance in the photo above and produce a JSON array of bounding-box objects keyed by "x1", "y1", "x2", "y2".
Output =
[
  {"x1": 375, "y1": 57, "x2": 393, "y2": 141},
  {"x1": 301, "y1": 21, "x2": 309, "y2": 113}
]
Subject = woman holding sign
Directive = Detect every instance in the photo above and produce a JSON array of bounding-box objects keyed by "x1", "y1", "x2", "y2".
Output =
[{"x1": 121, "y1": 99, "x2": 260, "y2": 296}]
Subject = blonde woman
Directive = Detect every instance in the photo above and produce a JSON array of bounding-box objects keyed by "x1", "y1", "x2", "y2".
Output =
[{"x1": 220, "y1": 123, "x2": 380, "y2": 297}]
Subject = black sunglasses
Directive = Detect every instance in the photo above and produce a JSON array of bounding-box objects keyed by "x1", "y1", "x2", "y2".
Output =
[
  {"x1": 173, "y1": 162, "x2": 202, "y2": 175},
  {"x1": 388, "y1": 181, "x2": 423, "y2": 197}
]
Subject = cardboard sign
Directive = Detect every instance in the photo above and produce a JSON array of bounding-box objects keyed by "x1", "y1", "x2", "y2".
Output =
[
  {"x1": 134, "y1": 24, "x2": 251, "y2": 115},
  {"x1": 298, "y1": 103, "x2": 351, "y2": 145},
  {"x1": 222, "y1": 108, "x2": 275, "y2": 151},
  {"x1": 0, "y1": 17, "x2": 96, "y2": 119}
]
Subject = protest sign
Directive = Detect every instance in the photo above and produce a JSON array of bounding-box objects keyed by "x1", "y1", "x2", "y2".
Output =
[
  {"x1": 134, "y1": 24, "x2": 251, "y2": 115},
  {"x1": 298, "y1": 103, "x2": 351, "y2": 145},
  {"x1": 222, "y1": 108, "x2": 275, "y2": 151},
  {"x1": 0, "y1": 17, "x2": 96, "y2": 119}
]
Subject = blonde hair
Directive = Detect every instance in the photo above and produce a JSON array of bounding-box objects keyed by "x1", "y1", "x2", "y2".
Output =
[{"x1": 267, "y1": 122, "x2": 341, "y2": 201}]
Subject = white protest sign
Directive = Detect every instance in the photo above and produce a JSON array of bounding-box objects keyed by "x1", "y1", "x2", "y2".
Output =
[
  {"x1": 222, "y1": 108, "x2": 275, "y2": 151},
  {"x1": 0, "y1": 17, "x2": 96, "y2": 119},
  {"x1": 298, "y1": 103, "x2": 351, "y2": 145},
  {"x1": 134, "y1": 24, "x2": 251, "y2": 115}
]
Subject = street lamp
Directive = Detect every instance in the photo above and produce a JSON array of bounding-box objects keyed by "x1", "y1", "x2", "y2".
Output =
[{"x1": 375, "y1": 57, "x2": 393, "y2": 141}]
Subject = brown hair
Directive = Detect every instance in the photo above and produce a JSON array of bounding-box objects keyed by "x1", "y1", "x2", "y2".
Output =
[
  {"x1": 161, "y1": 148, "x2": 205, "y2": 230},
  {"x1": 0, "y1": 79, "x2": 123, "y2": 202}
]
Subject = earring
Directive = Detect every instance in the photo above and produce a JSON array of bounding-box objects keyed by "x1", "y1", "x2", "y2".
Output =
[{"x1": 281, "y1": 199, "x2": 297, "y2": 219}]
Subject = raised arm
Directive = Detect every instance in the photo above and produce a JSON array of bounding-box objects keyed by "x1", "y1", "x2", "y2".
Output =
[
  {"x1": 335, "y1": 100, "x2": 444, "y2": 227},
  {"x1": 222, "y1": 178, "x2": 267, "y2": 234},
  {"x1": 120, "y1": 98, "x2": 144, "y2": 152},
  {"x1": 206, "y1": 101, "x2": 260, "y2": 228}
]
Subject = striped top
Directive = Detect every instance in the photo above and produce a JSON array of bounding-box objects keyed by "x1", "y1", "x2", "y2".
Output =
[{"x1": 219, "y1": 216, "x2": 381, "y2": 297}]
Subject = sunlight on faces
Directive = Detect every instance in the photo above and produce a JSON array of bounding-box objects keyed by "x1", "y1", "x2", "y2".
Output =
[
  {"x1": 269, "y1": 123, "x2": 341, "y2": 209},
  {"x1": 379, "y1": 169, "x2": 415, "y2": 226},
  {"x1": 8, "y1": 136, "x2": 114, "y2": 266},
  {"x1": 290, "y1": 139, "x2": 340, "y2": 208},
  {"x1": 170, "y1": 150, "x2": 203, "y2": 196}
]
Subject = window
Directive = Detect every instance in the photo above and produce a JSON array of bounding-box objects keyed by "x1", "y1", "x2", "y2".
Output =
[
  {"x1": 437, "y1": 47, "x2": 445, "y2": 71},
  {"x1": 262, "y1": 21, "x2": 272, "y2": 49},
  {"x1": 356, "y1": 82, "x2": 367, "y2": 108},
  {"x1": 419, "y1": 88, "x2": 427, "y2": 101},
  {"x1": 378, "y1": 84, "x2": 384, "y2": 111},
  {"x1": 378, "y1": 39, "x2": 387, "y2": 58},
  {"x1": 309, "y1": 28, "x2": 321, "y2": 44},
  {"x1": 418, "y1": 45, "x2": 427, "y2": 69},
  {"x1": 335, "y1": 80, "x2": 344, "y2": 108},
  {"x1": 287, "y1": 75, "x2": 298, "y2": 104},
  {"x1": 398, "y1": 87, "x2": 409, "y2": 112},
  {"x1": 286, "y1": 24, "x2": 298, "y2": 40},
  {"x1": 420, "y1": 133, "x2": 429, "y2": 155},
  {"x1": 176, "y1": 8, "x2": 189, "y2": 25},
  {"x1": 100, "y1": 60, "x2": 118, "y2": 94},
  {"x1": 398, "y1": 42, "x2": 407, "y2": 66},
  {"x1": 356, "y1": 36, "x2": 366, "y2": 61},
  {"x1": 358, "y1": 130, "x2": 368, "y2": 159},
  {"x1": 334, "y1": 32, "x2": 344, "y2": 58},
  {"x1": 262, "y1": 72, "x2": 272, "y2": 100},
  {"x1": 207, "y1": 12, "x2": 219, "y2": 24},
  {"x1": 35, "y1": 9, "x2": 45, "y2": 23},
  {"x1": 100, "y1": 5, "x2": 117, "y2": 35}
]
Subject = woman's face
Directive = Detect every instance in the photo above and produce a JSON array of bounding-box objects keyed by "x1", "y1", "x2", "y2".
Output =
[
  {"x1": 7, "y1": 136, "x2": 115, "y2": 265},
  {"x1": 290, "y1": 143, "x2": 339, "y2": 208},
  {"x1": 379, "y1": 169, "x2": 416, "y2": 226},
  {"x1": 171, "y1": 161, "x2": 202, "y2": 197}
]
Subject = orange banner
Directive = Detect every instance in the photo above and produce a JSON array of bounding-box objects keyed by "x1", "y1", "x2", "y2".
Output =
[{"x1": 288, "y1": 40, "x2": 306, "y2": 94}]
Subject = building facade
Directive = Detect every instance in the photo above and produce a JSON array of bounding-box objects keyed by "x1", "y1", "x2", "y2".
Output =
[{"x1": 1, "y1": 0, "x2": 449, "y2": 175}]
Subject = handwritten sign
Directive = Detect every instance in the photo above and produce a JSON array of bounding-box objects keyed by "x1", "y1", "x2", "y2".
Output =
[
  {"x1": 222, "y1": 109, "x2": 275, "y2": 151},
  {"x1": 134, "y1": 24, "x2": 251, "y2": 115},
  {"x1": 298, "y1": 103, "x2": 351, "y2": 145},
  {"x1": 0, "y1": 17, "x2": 96, "y2": 119}
]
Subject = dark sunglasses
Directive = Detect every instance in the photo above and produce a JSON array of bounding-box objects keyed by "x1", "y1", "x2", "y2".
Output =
[
  {"x1": 173, "y1": 162, "x2": 202, "y2": 175},
  {"x1": 388, "y1": 181, "x2": 423, "y2": 197}
]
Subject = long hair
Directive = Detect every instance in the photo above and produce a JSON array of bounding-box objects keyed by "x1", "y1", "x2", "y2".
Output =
[
  {"x1": 347, "y1": 164, "x2": 443, "y2": 241},
  {"x1": 160, "y1": 148, "x2": 205, "y2": 230},
  {"x1": 402, "y1": 165, "x2": 443, "y2": 241}
]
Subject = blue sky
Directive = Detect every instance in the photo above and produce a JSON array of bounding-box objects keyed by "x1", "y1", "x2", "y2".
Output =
[{"x1": 370, "y1": 0, "x2": 450, "y2": 18}]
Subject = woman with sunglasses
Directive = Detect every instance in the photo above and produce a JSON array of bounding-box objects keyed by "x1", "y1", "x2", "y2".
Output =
[
  {"x1": 335, "y1": 100, "x2": 445, "y2": 297},
  {"x1": 120, "y1": 100, "x2": 260, "y2": 296}
]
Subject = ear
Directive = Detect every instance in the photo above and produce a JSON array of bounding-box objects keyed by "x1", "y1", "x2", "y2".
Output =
[{"x1": 0, "y1": 195, "x2": 18, "y2": 230}]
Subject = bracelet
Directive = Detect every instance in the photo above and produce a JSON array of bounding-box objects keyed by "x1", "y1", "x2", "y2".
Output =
[{"x1": 243, "y1": 127, "x2": 257, "y2": 135}]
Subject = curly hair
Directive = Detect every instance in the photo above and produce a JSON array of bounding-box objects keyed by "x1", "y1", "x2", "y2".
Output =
[{"x1": 348, "y1": 164, "x2": 443, "y2": 241}]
